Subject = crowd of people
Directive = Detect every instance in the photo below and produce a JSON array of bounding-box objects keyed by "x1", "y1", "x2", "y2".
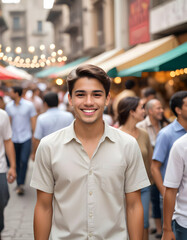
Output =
[{"x1": 0, "y1": 64, "x2": 187, "y2": 240}]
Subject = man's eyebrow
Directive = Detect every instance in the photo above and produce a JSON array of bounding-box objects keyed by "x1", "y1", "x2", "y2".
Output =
[{"x1": 74, "y1": 90, "x2": 104, "y2": 93}]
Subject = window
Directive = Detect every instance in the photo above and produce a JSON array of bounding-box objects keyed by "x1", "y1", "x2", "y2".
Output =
[
  {"x1": 13, "y1": 16, "x2": 20, "y2": 30},
  {"x1": 37, "y1": 21, "x2": 42, "y2": 33}
]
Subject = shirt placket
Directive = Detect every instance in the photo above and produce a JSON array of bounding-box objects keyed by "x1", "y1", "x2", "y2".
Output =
[{"x1": 87, "y1": 164, "x2": 95, "y2": 240}]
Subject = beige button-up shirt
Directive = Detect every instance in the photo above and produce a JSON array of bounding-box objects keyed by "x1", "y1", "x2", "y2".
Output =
[{"x1": 31, "y1": 121, "x2": 150, "y2": 240}]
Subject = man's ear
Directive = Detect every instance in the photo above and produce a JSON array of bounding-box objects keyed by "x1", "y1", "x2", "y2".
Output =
[
  {"x1": 105, "y1": 92, "x2": 111, "y2": 106},
  {"x1": 175, "y1": 106, "x2": 181, "y2": 116},
  {"x1": 68, "y1": 93, "x2": 72, "y2": 106}
]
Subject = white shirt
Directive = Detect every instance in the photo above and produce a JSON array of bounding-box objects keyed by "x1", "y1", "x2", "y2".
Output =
[
  {"x1": 0, "y1": 109, "x2": 12, "y2": 173},
  {"x1": 164, "y1": 133, "x2": 187, "y2": 228},
  {"x1": 31, "y1": 121, "x2": 150, "y2": 240}
]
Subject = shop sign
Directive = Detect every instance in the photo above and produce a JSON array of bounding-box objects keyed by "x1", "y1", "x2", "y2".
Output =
[{"x1": 129, "y1": 0, "x2": 150, "y2": 46}]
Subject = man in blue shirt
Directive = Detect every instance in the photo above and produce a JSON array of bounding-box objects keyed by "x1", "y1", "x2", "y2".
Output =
[
  {"x1": 32, "y1": 91, "x2": 74, "y2": 159},
  {"x1": 6, "y1": 86, "x2": 37, "y2": 195},
  {"x1": 151, "y1": 91, "x2": 187, "y2": 216}
]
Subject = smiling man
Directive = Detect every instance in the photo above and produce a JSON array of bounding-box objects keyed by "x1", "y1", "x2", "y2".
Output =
[{"x1": 30, "y1": 64, "x2": 150, "y2": 240}]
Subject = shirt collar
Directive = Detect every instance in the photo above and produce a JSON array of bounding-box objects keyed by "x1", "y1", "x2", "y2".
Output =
[
  {"x1": 13, "y1": 97, "x2": 24, "y2": 105},
  {"x1": 63, "y1": 120, "x2": 116, "y2": 144},
  {"x1": 173, "y1": 119, "x2": 187, "y2": 132},
  {"x1": 145, "y1": 116, "x2": 152, "y2": 127}
]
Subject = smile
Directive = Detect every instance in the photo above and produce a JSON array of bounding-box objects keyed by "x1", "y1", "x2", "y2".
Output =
[{"x1": 82, "y1": 109, "x2": 96, "y2": 113}]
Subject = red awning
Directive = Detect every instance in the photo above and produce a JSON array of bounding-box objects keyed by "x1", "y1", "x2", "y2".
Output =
[{"x1": 0, "y1": 66, "x2": 22, "y2": 80}]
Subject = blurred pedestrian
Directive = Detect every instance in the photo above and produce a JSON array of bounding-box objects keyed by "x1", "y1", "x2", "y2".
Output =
[
  {"x1": 162, "y1": 133, "x2": 187, "y2": 240},
  {"x1": 112, "y1": 79, "x2": 137, "y2": 121},
  {"x1": 137, "y1": 99, "x2": 164, "y2": 238},
  {"x1": 5, "y1": 86, "x2": 37, "y2": 195},
  {"x1": 0, "y1": 109, "x2": 16, "y2": 239},
  {"x1": 31, "y1": 64, "x2": 150, "y2": 240},
  {"x1": 151, "y1": 91, "x2": 187, "y2": 219},
  {"x1": 118, "y1": 96, "x2": 152, "y2": 240},
  {"x1": 32, "y1": 91, "x2": 74, "y2": 159}
]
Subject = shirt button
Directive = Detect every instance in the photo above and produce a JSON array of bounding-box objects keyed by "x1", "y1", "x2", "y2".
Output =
[
  {"x1": 89, "y1": 170, "x2": 92, "y2": 175},
  {"x1": 89, "y1": 191, "x2": 93, "y2": 196}
]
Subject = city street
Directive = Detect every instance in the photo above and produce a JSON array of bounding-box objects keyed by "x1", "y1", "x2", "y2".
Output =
[{"x1": 2, "y1": 160, "x2": 159, "y2": 240}]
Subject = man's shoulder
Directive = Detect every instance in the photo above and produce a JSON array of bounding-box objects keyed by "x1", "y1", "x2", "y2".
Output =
[
  {"x1": 173, "y1": 133, "x2": 187, "y2": 149},
  {"x1": 0, "y1": 109, "x2": 9, "y2": 121}
]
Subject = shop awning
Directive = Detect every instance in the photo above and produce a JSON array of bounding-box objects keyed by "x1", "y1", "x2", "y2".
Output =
[
  {"x1": 35, "y1": 66, "x2": 60, "y2": 78},
  {"x1": 53, "y1": 48, "x2": 124, "y2": 78},
  {"x1": 49, "y1": 56, "x2": 90, "y2": 78},
  {"x1": 118, "y1": 42, "x2": 187, "y2": 77},
  {"x1": 99, "y1": 35, "x2": 178, "y2": 78},
  {"x1": 0, "y1": 65, "x2": 22, "y2": 80}
]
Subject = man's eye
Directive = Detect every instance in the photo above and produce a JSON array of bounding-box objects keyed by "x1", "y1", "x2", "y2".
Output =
[
  {"x1": 94, "y1": 94, "x2": 102, "y2": 97},
  {"x1": 76, "y1": 94, "x2": 84, "y2": 97}
]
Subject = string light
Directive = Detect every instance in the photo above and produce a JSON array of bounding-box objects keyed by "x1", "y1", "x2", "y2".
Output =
[{"x1": 0, "y1": 43, "x2": 67, "y2": 68}]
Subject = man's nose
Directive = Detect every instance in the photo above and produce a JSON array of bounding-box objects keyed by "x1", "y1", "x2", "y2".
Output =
[{"x1": 85, "y1": 95, "x2": 94, "y2": 105}]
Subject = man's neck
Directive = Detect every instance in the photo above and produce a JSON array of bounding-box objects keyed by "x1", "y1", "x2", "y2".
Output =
[
  {"x1": 74, "y1": 119, "x2": 104, "y2": 142},
  {"x1": 14, "y1": 97, "x2": 21, "y2": 105},
  {"x1": 149, "y1": 115, "x2": 160, "y2": 128},
  {"x1": 177, "y1": 117, "x2": 187, "y2": 131}
]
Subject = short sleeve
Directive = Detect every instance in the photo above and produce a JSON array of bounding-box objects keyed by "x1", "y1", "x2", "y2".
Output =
[
  {"x1": 34, "y1": 117, "x2": 43, "y2": 140},
  {"x1": 30, "y1": 139, "x2": 54, "y2": 193},
  {"x1": 2, "y1": 111, "x2": 12, "y2": 140},
  {"x1": 125, "y1": 139, "x2": 150, "y2": 193},
  {"x1": 164, "y1": 143, "x2": 184, "y2": 188},
  {"x1": 153, "y1": 130, "x2": 169, "y2": 163},
  {"x1": 30, "y1": 102, "x2": 37, "y2": 117}
]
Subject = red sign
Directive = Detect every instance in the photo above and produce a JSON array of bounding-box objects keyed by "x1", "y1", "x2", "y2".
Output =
[{"x1": 129, "y1": 0, "x2": 150, "y2": 46}]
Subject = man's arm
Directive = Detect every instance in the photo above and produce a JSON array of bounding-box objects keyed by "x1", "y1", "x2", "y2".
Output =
[
  {"x1": 34, "y1": 190, "x2": 53, "y2": 240},
  {"x1": 151, "y1": 160, "x2": 165, "y2": 196},
  {"x1": 126, "y1": 190, "x2": 144, "y2": 240},
  {"x1": 31, "y1": 116, "x2": 37, "y2": 133},
  {"x1": 161, "y1": 187, "x2": 177, "y2": 240},
  {"x1": 4, "y1": 139, "x2": 16, "y2": 183},
  {"x1": 31, "y1": 138, "x2": 40, "y2": 161}
]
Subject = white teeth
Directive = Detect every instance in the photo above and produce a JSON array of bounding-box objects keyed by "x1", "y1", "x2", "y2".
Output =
[{"x1": 83, "y1": 110, "x2": 95, "y2": 113}]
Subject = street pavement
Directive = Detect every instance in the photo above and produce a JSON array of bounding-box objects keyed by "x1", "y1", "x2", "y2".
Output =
[{"x1": 2, "y1": 160, "x2": 160, "y2": 240}]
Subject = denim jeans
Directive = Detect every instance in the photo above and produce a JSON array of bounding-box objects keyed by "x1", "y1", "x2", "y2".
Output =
[
  {"x1": 0, "y1": 173, "x2": 9, "y2": 232},
  {"x1": 172, "y1": 220, "x2": 187, "y2": 240},
  {"x1": 150, "y1": 184, "x2": 161, "y2": 219},
  {"x1": 14, "y1": 138, "x2": 32, "y2": 186},
  {"x1": 141, "y1": 186, "x2": 151, "y2": 228}
]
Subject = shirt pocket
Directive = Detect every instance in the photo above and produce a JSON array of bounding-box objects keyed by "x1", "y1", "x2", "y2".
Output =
[{"x1": 99, "y1": 164, "x2": 124, "y2": 194}]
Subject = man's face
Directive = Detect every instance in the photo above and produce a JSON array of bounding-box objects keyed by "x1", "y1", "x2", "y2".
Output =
[
  {"x1": 9, "y1": 89, "x2": 17, "y2": 100},
  {"x1": 180, "y1": 97, "x2": 187, "y2": 121},
  {"x1": 149, "y1": 100, "x2": 164, "y2": 121},
  {"x1": 68, "y1": 77, "x2": 110, "y2": 125}
]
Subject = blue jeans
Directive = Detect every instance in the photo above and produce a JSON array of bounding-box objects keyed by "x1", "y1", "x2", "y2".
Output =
[
  {"x1": 0, "y1": 173, "x2": 9, "y2": 232},
  {"x1": 14, "y1": 138, "x2": 32, "y2": 186},
  {"x1": 150, "y1": 184, "x2": 161, "y2": 219},
  {"x1": 141, "y1": 186, "x2": 151, "y2": 229},
  {"x1": 172, "y1": 220, "x2": 187, "y2": 240}
]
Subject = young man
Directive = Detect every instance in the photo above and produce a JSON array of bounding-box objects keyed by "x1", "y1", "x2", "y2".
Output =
[
  {"x1": 162, "y1": 133, "x2": 187, "y2": 240},
  {"x1": 31, "y1": 64, "x2": 150, "y2": 240},
  {"x1": 6, "y1": 86, "x2": 37, "y2": 195},
  {"x1": 151, "y1": 91, "x2": 187, "y2": 215},
  {"x1": 32, "y1": 91, "x2": 74, "y2": 159},
  {"x1": 0, "y1": 109, "x2": 16, "y2": 239}
]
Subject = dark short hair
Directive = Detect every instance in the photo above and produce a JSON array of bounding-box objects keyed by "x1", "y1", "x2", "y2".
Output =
[
  {"x1": 142, "y1": 87, "x2": 156, "y2": 98},
  {"x1": 118, "y1": 97, "x2": 140, "y2": 125},
  {"x1": 44, "y1": 92, "x2": 59, "y2": 107},
  {"x1": 124, "y1": 79, "x2": 135, "y2": 89},
  {"x1": 66, "y1": 64, "x2": 111, "y2": 97},
  {"x1": 12, "y1": 86, "x2": 23, "y2": 96},
  {"x1": 169, "y1": 91, "x2": 187, "y2": 117}
]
